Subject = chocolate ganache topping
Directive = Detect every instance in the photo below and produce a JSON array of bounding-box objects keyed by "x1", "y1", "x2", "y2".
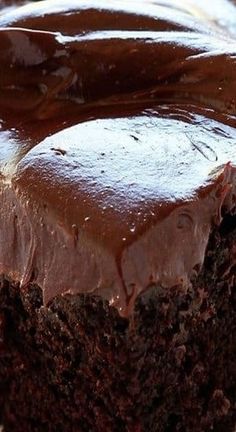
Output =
[{"x1": 0, "y1": 0, "x2": 236, "y2": 315}]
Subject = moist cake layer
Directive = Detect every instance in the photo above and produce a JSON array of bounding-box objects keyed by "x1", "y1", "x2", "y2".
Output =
[{"x1": 0, "y1": 219, "x2": 236, "y2": 431}]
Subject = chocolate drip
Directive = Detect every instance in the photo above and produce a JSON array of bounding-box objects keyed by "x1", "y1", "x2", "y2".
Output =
[{"x1": 0, "y1": 0, "x2": 236, "y2": 315}]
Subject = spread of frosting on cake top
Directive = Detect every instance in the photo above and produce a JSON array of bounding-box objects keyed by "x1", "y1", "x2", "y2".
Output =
[{"x1": 0, "y1": 0, "x2": 236, "y2": 315}]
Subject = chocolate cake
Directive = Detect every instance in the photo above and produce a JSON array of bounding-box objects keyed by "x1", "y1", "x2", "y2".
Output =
[{"x1": 0, "y1": 0, "x2": 236, "y2": 431}]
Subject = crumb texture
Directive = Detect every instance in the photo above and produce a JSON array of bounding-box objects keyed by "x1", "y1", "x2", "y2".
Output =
[{"x1": 0, "y1": 220, "x2": 236, "y2": 432}]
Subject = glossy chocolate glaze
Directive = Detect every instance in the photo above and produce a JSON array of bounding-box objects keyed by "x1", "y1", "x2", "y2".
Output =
[{"x1": 0, "y1": 0, "x2": 236, "y2": 315}]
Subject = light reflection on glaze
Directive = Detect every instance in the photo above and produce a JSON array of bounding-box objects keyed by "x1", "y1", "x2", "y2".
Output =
[
  {"x1": 17, "y1": 113, "x2": 236, "y2": 205},
  {"x1": 0, "y1": 1, "x2": 236, "y2": 120}
]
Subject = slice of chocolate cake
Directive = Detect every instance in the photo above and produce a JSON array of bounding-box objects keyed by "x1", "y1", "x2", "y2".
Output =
[{"x1": 0, "y1": 1, "x2": 236, "y2": 431}]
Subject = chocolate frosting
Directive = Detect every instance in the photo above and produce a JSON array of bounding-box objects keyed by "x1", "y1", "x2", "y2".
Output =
[{"x1": 0, "y1": 0, "x2": 236, "y2": 315}]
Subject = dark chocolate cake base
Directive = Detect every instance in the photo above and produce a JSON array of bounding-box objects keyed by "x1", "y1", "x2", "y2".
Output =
[{"x1": 0, "y1": 217, "x2": 235, "y2": 432}]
